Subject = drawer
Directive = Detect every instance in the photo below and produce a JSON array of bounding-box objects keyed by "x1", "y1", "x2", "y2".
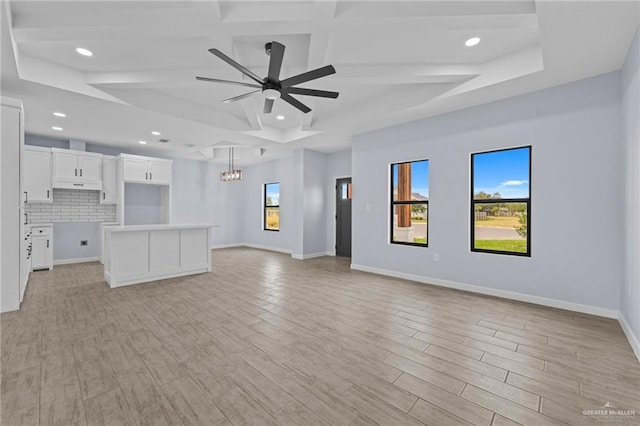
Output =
[{"x1": 31, "y1": 226, "x2": 51, "y2": 236}]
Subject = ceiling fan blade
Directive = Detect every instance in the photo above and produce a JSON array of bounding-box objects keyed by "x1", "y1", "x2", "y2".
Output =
[
  {"x1": 208, "y1": 48, "x2": 264, "y2": 85},
  {"x1": 280, "y1": 65, "x2": 336, "y2": 88},
  {"x1": 263, "y1": 98, "x2": 274, "y2": 114},
  {"x1": 267, "y1": 41, "x2": 285, "y2": 82},
  {"x1": 222, "y1": 90, "x2": 261, "y2": 104},
  {"x1": 285, "y1": 87, "x2": 339, "y2": 99},
  {"x1": 280, "y1": 93, "x2": 311, "y2": 114},
  {"x1": 196, "y1": 76, "x2": 262, "y2": 89}
]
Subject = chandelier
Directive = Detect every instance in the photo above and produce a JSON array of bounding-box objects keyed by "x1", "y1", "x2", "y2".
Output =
[{"x1": 220, "y1": 147, "x2": 242, "y2": 182}]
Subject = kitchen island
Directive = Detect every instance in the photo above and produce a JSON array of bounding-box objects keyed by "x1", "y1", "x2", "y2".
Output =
[{"x1": 103, "y1": 224, "x2": 212, "y2": 288}]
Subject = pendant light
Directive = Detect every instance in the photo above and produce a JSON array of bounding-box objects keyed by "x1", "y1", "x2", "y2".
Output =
[{"x1": 220, "y1": 147, "x2": 242, "y2": 182}]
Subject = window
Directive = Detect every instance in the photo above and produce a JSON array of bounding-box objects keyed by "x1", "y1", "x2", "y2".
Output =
[
  {"x1": 390, "y1": 159, "x2": 429, "y2": 246},
  {"x1": 471, "y1": 146, "x2": 531, "y2": 256},
  {"x1": 264, "y1": 182, "x2": 280, "y2": 231}
]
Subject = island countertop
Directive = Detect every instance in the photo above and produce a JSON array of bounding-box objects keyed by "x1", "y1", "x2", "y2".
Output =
[
  {"x1": 103, "y1": 224, "x2": 218, "y2": 232},
  {"x1": 102, "y1": 224, "x2": 214, "y2": 287}
]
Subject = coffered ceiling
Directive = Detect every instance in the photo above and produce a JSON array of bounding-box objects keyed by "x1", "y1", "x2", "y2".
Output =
[{"x1": 1, "y1": 1, "x2": 638, "y2": 165}]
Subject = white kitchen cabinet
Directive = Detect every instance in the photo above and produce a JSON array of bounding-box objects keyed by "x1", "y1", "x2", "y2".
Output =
[
  {"x1": 52, "y1": 148, "x2": 103, "y2": 190},
  {"x1": 2, "y1": 97, "x2": 25, "y2": 312},
  {"x1": 31, "y1": 225, "x2": 53, "y2": 271},
  {"x1": 23, "y1": 146, "x2": 52, "y2": 203},
  {"x1": 121, "y1": 154, "x2": 172, "y2": 185},
  {"x1": 122, "y1": 157, "x2": 148, "y2": 183},
  {"x1": 101, "y1": 156, "x2": 117, "y2": 204},
  {"x1": 148, "y1": 160, "x2": 172, "y2": 185}
]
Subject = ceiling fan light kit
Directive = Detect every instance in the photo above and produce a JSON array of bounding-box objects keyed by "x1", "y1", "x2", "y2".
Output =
[{"x1": 196, "y1": 41, "x2": 339, "y2": 114}]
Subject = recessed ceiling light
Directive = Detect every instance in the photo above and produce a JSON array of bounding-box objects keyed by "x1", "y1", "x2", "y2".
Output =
[
  {"x1": 151, "y1": 131, "x2": 161, "y2": 136},
  {"x1": 276, "y1": 115, "x2": 285, "y2": 120},
  {"x1": 52, "y1": 126, "x2": 63, "y2": 131},
  {"x1": 76, "y1": 47, "x2": 93, "y2": 57},
  {"x1": 53, "y1": 112, "x2": 66, "y2": 117},
  {"x1": 138, "y1": 140, "x2": 147, "y2": 145},
  {"x1": 465, "y1": 37, "x2": 480, "y2": 47}
]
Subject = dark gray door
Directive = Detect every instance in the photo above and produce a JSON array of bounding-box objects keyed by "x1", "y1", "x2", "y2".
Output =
[{"x1": 336, "y1": 177, "x2": 352, "y2": 257}]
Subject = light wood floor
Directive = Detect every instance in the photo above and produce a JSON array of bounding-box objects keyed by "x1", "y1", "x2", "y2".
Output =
[{"x1": 2, "y1": 248, "x2": 639, "y2": 426}]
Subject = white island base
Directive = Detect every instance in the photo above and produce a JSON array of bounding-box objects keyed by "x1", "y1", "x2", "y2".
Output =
[{"x1": 103, "y1": 225, "x2": 212, "y2": 288}]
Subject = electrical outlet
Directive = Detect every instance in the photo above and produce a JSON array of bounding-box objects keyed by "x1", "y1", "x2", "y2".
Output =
[
  {"x1": 433, "y1": 253, "x2": 440, "y2": 262},
  {"x1": 80, "y1": 240, "x2": 88, "y2": 246}
]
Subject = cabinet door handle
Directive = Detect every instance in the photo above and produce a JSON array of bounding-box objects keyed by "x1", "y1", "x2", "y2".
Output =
[
  {"x1": 75, "y1": 168, "x2": 78, "y2": 176},
  {"x1": 24, "y1": 213, "x2": 28, "y2": 225},
  {"x1": 80, "y1": 169, "x2": 83, "y2": 177},
  {"x1": 24, "y1": 191, "x2": 28, "y2": 203},
  {"x1": 47, "y1": 190, "x2": 50, "y2": 199},
  {"x1": 146, "y1": 172, "x2": 148, "y2": 180},
  {"x1": 46, "y1": 240, "x2": 49, "y2": 248},
  {"x1": 103, "y1": 192, "x2": 105, "y2": 200},
  {"x1": 150, "y1": 173, "x2": 152, "y2": 181}
]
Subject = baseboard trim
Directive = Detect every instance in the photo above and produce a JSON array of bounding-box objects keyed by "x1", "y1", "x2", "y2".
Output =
[
  {"x1": 211, "y1": 243, "x2": 244, "y2": 250},
  {"x1": 54, "y1": 256, "x2": 100, "y2": 265},
  {"x1": 243, "y1": 243, "x2": 292, "y2": 255},
  {"x1": 618, "y1": 312, "x2": 640, "y2": 363},
  {"x1": 291, "y1": 251, "x2": 332, "y2": 260},
  {"x1": 350, "y1": 263, "x2": 619, "y2": 319}
]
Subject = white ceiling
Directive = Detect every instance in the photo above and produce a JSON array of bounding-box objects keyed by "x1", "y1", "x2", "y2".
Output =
[{"x1": 1, "y1": 0, "x2": 638, "y2": 165}]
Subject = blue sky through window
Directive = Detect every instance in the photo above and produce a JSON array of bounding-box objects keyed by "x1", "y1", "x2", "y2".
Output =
[
  {"x1": 266, "y1": 183, "x2": 280, "y2": 205},
  {"x1": 392, "y1": 160, "x2": 429, "y2": 199},
  {"x1": 473, "y1": 147, "x2": 530, "y2": 199}
]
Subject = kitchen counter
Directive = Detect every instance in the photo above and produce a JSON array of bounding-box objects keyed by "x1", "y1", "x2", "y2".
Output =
[{"x1": 102, "y1": 224, "x2": 213, "y2": 288}]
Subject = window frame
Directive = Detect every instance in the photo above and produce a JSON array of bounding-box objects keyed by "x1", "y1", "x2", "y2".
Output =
[
  {"x1": 263, "y1": 182, "x2": 280, "y2": 232},
  {"x1": 389, "y1": 159, "x2": 430, "y2": 248},
  {"x1": 470, "y1": 146, "x2": 531, "y2": 257}
]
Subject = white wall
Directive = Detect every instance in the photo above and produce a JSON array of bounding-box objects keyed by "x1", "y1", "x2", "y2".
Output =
[
  {"x1": 622, "y1": 29, "x2": 640, "y2": 354},
  {"x1": 352, "y1": 71, "x2": 624, "y2": 314},
  {"x1": 325, "y1": 150, "x2": 352, "y2": 254}
]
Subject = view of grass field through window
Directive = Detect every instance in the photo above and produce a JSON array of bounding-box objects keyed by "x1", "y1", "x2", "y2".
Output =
[
  {"x1": 391, "y1": 159, "x2": 429, "y2": 246},
  {"x1": 472, "y1": 147, "x2": 530, "y2": 256},
  {"x1": 264, "y1": 182, "x2": 280, "y2": 231}
]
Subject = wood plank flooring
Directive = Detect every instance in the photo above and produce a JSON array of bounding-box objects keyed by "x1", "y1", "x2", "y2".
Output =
[{"x1": 2, "y1": 247, "x2": 639, "y2": 425}]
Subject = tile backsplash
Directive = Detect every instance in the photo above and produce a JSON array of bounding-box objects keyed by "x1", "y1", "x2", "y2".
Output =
[{"x1": 25, "y1": 189, "x2": 116, "y2": 223}]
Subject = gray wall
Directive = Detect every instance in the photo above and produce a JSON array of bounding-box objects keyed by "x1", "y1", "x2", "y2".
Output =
[
  {"x1": 123, "y1": 183, "x2": 162, "y2": 225},
  {"x1": 302, "y1": 149, "x2": 328, "y2": 256},
  {"x1": 242, "y1": 156, "x2": 294, "y2": 252},
  {"x1": 53, "y1": 222, "x2": 99, "y2": 261},
  {"x1": 622, "y1": 29, "x2": 640, "y2": 349},
  {"x1": 352, "y1": 71, "x2": 624, "y2": 312}
]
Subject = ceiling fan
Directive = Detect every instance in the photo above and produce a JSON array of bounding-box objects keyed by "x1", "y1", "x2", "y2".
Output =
[{"x1": 196, "y1": 41, "x2": 338, "y2": 114}]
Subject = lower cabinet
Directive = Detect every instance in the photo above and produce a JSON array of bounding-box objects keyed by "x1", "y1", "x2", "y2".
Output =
[{"x1": 31, "y1": 225, "x2": 53, "y2": 271}]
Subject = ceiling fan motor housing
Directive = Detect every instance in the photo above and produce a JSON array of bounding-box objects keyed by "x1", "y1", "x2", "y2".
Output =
[{"x1": 265, "y1": 42, "x2": 272, "y2": 56}]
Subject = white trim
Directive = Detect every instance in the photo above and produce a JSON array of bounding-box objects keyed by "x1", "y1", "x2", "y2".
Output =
[
  {"x1": 618, "y1": 312, "x2": 640, "y2": 363},
  {"x1": 291, "y1": 251, "x2": 332, "y2": 260},
  {"x1": 211, "y1": 243, "x2": 243, "y2": 250},
  {"x1": 53, "y1": 256, "x2": 100, "y2": 265},
  {"x1": 350, "y1": 263, "x2": 619, "y2": 319},
  {"x1": 243, "y1": 243, "x2": 292, "y2": 254}
]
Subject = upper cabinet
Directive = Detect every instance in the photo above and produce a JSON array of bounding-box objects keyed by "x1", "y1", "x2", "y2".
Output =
[
  {"x1": 23, "y1": 146, "x2": 52, "y2": 203},
  {"x1": 121, "y1": 154, "x2": 172, "y2": 185},
  {"x1": 52, "y1": 148, "x2": 102, "y2": 190},
  {"x1": 101, "y1": 156, "x2": 117, "y2": 204}
]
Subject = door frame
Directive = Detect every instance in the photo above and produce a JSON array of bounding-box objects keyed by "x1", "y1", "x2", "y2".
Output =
[{"x1": 333, "y1": 175, "x2": 352, "y2": 257}]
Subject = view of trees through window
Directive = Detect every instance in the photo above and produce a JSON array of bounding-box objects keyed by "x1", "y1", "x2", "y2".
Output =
[
  {"x1": 471, "y1": 147, "x2": 531, "y2": 256},
  {"x1": 264, "y1": 182, "x2": 280, "y2": 231},
  {"x1": 390, "y1": 159, "x2": 429, "y2": 246}
]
